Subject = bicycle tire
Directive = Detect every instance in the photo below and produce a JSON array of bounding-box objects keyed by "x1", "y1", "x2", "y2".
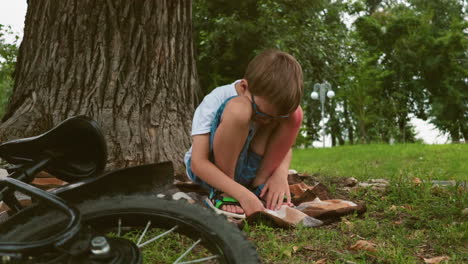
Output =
[{"x1": 0, "y1": 195, "x2": 260, "y2": 264}]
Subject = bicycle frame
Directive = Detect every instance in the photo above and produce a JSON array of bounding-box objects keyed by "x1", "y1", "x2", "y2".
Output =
[
  {"x1": 0, "y1": 160, "x2": 174, "y2": 259},
  {"x1": 0, "y1": 156, "x2": 81, "y2": 256},
  {"x1": 0, "y1": 115, "x2": 175, "y2": 260}
]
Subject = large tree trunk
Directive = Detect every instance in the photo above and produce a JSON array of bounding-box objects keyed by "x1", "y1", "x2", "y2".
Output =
[{"x1": 0, "y1": 0, "x2": 199, "y2": 173}]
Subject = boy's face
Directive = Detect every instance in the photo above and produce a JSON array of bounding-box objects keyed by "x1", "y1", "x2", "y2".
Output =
[{"x1": 251, "y1": 95, "x2": 289, "y2": 125}]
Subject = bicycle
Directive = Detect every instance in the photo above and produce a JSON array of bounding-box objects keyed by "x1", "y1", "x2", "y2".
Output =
[{"x1": 0, "y1": 116, "x2": 260, "y2": 264}]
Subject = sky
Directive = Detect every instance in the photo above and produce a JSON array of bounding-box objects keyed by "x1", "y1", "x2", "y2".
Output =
[{"x1": 0, "y1": 1, "x2": 451, "y2": 146}]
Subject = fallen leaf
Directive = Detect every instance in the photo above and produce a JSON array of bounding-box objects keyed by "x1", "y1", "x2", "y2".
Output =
[
  {"x1": 292, "y1": 246, "x2": 300, "y2": 253},
  {"x1": 303, "y1": 245, "x2": 315, "y2": 251},
  {"x1": 315, "y1": 258, "x2": 327, "y2": 264},
  {"x1": 282, "y1": 248, "x2": 292, "y2": 257},
  {"x1": 389, "y1": 205, "x2": 397, "y2": 211},
  {"x1": 369, "y1": 178, "x2": 389, "y2": 184},
  {"x1": 402, "y1": 204, "x2": 413, "y2": 210},
  {"x1": 461, "y1": 208, "x2": 468, "y2": 215},
  {"x1": 413, "y1": 177, "x2": 422, "y2": 185},
  {"x1": 423, "y1": 256, "x2": 450, "y2": 263},
  {"x1": 393, "y1": 220, "x2": 403, "y2": 225},
  {"x1": 349, "y1": 240, "x2": 377, "y2": 252},
  {"x1": 344, "y1": 177, "x2": 358, "y2": 187}
]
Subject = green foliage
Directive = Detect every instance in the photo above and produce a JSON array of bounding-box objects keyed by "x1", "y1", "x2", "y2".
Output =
[
  {"x1": 193, "y1": 0, "x2": 467, "y2": 145},
  {"x1": 3, "y1": 1, "x2": 464, "y2": 144},
  {"x1": 193, "y1": 0, "x2": 262, "y2": 94},
  {"x1": 194, "y1": 0, "x2": 350, "y2": 143},
  {"x1": 292, "y1": 143, "x2": 468, "y2": 181},
  {"x1": 355, "y1": 0, "x2": 466, "y2": 143},
  {"x1": 0, "y1": 24, "x2": 19, "y2": 119},
  {"x1": 414, "y1": 2, "x2": 468, "y2": 142},
  {"x1": 248, "y1": 144, "x2": 468, "y2": 263}
]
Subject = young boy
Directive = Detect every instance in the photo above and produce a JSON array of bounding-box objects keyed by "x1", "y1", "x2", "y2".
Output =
[{"x1": 184, "y1": 49, "x2": 303, "y2": 217}]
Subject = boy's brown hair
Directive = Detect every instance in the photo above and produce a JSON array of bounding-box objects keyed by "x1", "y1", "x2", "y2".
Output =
[{"x1": 244, "y1": 49, "x2": 303, "y2": 115}]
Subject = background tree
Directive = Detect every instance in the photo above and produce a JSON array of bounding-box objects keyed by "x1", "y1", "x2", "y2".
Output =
[
  {"x1": 2, "y1": 0, "x2": 465, "y2": 152},
  {"x1": 194, "y1": 0, "x2": 350, "y2": 146},
  {"x1": 192, "y1": 0, "x2": 466, "y2": 145},
  {"x1": 0, "y1": 0, "x2": 199, "y2": 172},
  {"x1": 0, "y1": 24, "x2": 18, "y2": 119},
  {"x1": 409, "y1": 0, "x2": 467, "y2": 142}
]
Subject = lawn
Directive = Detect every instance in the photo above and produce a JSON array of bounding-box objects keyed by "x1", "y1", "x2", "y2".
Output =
[
  {"x1": 4, "y1": 143, "x2": 465, "y2": 263},
  {"x1": 291, "y1": 143, "x2": 467, "y2": 181},
  {"x1": 247, "y1": 143, "x2": 467, "y2": 263}
]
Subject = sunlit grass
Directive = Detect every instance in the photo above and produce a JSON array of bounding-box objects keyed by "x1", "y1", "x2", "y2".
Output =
[
  {"x1": 244, "y1": 143, "x2": 468, "y2": 263},
  {"x1": 108, "y1": 228, "x2": 216, "y2": 264},
  {"x1": 292, "y1": 143, "x2": 467, "y2": 181},
  {"x1": 107, "y1": 143, "x2": 468, "y2": 263}
]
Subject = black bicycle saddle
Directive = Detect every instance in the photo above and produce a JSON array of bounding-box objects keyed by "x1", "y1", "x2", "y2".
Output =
[{"x1": 0, "y1": 116, "x2": 107, "y2": 182}]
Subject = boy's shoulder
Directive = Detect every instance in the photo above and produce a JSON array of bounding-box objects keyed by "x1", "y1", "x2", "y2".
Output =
[
  {"x1": 221, "y1": 96, "x2": 252, "y2": 120},
  {"x1": 190, "y1": 80, "x2": 243, "y2": 136},
  {"x1": 205, "y1": 81, "x2": 238, "y2": 100}
]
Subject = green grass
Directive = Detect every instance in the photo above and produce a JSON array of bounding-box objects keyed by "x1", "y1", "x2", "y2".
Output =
[
  {"x1": 108, "y1": 229, "x2": 214, "y2": 263},
  {"x1": 247, "y1": 143, "x2": 468, "y2": 263},
  {"x1": 291, "y1": 143, "x2": 467, "y2": 181},
  {"x1": 107, "y1": 143, "x2": 467, "y2": 263}
]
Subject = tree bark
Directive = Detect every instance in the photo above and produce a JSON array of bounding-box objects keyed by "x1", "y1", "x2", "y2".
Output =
[
  {"x1": 0, "y1": 0, "x2": 199, "y2": 173},
  {"x1": 397, "y1": 114, "x2": 407, "y2": 143},
  {"x1": 343, "y1": 98, "x2": 354, "y2": 144},
  {"x1": 359, "y1": 121, "x2": 367, "y2": 144},
  {"x1": 449, "y1": 125, "x2": 461, "y2": 143},
  {"x1": 460, "y1": 121, "x2": 467, "y2": 143}
]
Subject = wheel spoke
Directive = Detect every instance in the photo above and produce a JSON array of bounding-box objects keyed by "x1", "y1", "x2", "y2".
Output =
[
  {"x1": 117, "y1": 217, "x2": 122, "y2": 237},
  {"x1": 178, "y1": 255, "x2": 220, "y2": 264},
  {"x1": 173, "y1": 239, "x2": 202, "y2": 264},
  {"x1": 138, "y1": 225, "x2": 178, "y2": 248},
  {"x1": 136, "y1": 220, "x2": 151, "y2": 246}
]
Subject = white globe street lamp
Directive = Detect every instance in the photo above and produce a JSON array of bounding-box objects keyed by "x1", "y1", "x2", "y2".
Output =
[
  {"x1": 310, "y1": 81, "x2": 335, "y2": 148},
  {"x1": 310, "y1": 91, "x2": 319, "y2": 100}
]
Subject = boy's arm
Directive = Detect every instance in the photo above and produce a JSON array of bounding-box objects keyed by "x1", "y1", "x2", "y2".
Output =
[
  {"x1": 259, "y1": 148, "x2": 293, "y2": 210},
  {"x1": 254, "y1": 106, "x2": 303, "y2": 183},
  {"x1": 256, "y1": 106, "x2": 303, "y2": 210},
  {"x1": 191, "y1": 134, "x2": 265, "y2": 216}
]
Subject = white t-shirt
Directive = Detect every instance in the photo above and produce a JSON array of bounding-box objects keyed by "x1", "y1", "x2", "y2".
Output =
[{"x1": 184, "y1": 80, "x2": 240, "y2": 165}]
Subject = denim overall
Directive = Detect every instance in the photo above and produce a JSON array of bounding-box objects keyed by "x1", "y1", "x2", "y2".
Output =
[{"x1": 186, "y1": 96, "x2": 263, "y2": 195}]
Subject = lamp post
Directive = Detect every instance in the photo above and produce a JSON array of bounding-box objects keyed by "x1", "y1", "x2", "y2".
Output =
[{"x1": 311, "y1": 81, "x2": 335, "y2": 148}]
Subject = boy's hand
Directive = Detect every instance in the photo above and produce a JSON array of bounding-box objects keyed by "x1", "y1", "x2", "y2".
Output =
[
  {"x1": 259, "y1": 168, "x2": 292, "y2": 210},
  {"x1": 238, "y1": 192, "x2": 265, "y2": 216}
]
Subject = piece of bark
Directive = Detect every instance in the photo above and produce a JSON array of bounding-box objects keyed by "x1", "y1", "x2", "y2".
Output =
[
  {"x1": 287, "y1": 172, "x2": 302, "y2": 185},
  {"x1": 247, "y1": 206, "x2": 322, "y2": 228},
  {"x1": 310, "y1": 183, "x2": 331, "y2": 200},
  {"x1": 174, "y1": 181, "x2": 209, "y2": 195},
  {"x1": 301, "y1": 202, "x2": 366, "y2": 221},
  {"x1": 292, "y1": 189, "x2": 317, "y2": 205},
  {"x1": 31, "y1": 177, "x2": 66, "y2": 190},
  {"x1": 289, "y1": 182, "x2": 314, "y2": 197}
]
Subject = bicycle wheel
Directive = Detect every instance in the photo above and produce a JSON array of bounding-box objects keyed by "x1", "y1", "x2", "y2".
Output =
[{"x1": 0, "y1": 195, "x2": 260, "y2": 264}]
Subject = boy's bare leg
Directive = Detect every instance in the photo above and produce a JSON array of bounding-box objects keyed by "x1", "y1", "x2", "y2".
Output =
[
  {"x1": 212, "y1": 97, "x2": 252, "y2": 214},
  {"x1": 252, "y1": 106, "x2": 303, "y2": 186}
]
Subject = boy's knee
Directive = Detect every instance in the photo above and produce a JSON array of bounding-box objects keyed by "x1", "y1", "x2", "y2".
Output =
[
  {"x1": 287, "y1": 106, "x2": 303, "y2": 130},
  {"x1": 222, "y1": 97, "x2": 252, "y2": 126}
]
